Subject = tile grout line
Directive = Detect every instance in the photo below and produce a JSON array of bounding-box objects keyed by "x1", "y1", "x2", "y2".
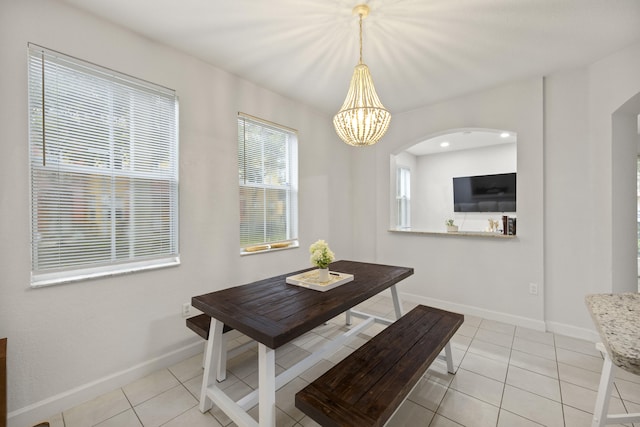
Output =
[
  {"x1": 494, "y1": 325, "x2": 515, "y2": 427},
  {"x1": 156, "y1": 369, "x2": 203, "y2": 427},
  {"x1": 427, "y1": 320, "x2": 475, "y2": 426},
  {"x1": 553, "y1": 330, "x2": 569, "y2": 427}
]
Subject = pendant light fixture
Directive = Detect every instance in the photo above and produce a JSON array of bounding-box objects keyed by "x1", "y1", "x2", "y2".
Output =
[{"x1": 333, "y1": 4, "x2": 391, "y2": 147}]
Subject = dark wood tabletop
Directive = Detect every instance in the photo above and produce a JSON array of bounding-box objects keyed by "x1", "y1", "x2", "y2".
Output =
[{"x1": 192, "y1": 260, "x2": 413, "y2": 349}]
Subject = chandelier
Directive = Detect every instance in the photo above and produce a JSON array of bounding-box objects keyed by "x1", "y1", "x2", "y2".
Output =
[{"x1": 333, "y1": 4, "x2": 391, "y2": 147}]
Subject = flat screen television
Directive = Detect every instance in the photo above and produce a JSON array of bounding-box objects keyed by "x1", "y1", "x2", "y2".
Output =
[{"x1": 453, "y1": 172, "x2": 516, "y2": 212}]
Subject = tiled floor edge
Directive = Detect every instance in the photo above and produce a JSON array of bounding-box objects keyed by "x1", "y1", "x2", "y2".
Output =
[{"x1": 8, "y1": 340, "x2": 204, "y2": 427}]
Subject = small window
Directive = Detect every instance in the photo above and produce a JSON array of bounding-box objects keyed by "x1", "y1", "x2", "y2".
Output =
[
  {"x1": 396, "y1": 167, "x2": 411, "y2": 228},
  {"x1": 238, "y1": 114, "x2": 298, "y2": 253},
  {"x1": 28, "y1": 44, "x2": 179, "y2": 286}
]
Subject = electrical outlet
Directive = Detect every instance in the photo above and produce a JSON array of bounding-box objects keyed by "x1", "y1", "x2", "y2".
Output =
[
  {"x1": 529, "y1": 283, "x2": 538, "y2": 296},
  {"x1": 182, "y1": 302, "x2": 191, "y2": 317}
]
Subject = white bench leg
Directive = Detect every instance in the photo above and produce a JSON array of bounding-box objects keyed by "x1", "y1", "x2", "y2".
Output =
[
  {"x1": 199, "y1": 319, "x2": 224, "y2": 412},
  {"x1": 345, "y1": 309, "x2": 352, "y2": 326}
]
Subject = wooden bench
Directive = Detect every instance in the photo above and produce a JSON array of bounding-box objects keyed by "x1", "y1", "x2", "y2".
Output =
[
  {"x1": 186, "y1": 314, "x2": 255, "y2": 381},
  {"x1": 186, "y1": 313, "x2": 233, "y2": 339},
  {"x1": 295, "y1": 305, "x2": 463, "y2": 427}
]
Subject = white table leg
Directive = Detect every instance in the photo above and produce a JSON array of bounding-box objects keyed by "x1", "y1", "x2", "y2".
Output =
[
  {"x1": 588, "y1": 342, "x2": 640, "y2": 426},
  {"x1": 216, "y1": 331, "x2": 228, "y2": 382},
  {"x1": 258, "y1": 343, "x2": 276, "y2": 427},
  {"x1": 390, "y1": 285, "x2": 404, "y2": 319},
  {"x1": 592, "y1": 343, "x2": 616, "y2": 427},
  {"x1": 199, "y1": 318, "x2": 224, "y2": 413},
  {"x1": 345, "y1": 309, "x2": 352, "y2": 325},
  {"x1": 444, "y1": 342, "x2": 455, "y2": 374}
]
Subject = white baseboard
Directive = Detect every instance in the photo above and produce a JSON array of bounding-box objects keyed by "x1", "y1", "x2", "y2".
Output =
[
  {"x1": 8, "y1": 340, "x2": 205, "y2": 427},
  {"x1": 545, "y1": 320, "x2": 599, "y2": 342},
  {"x1": 400, "y1": 292, "x2": 600, "y2": 342},
  {"x1": 401, "y1": 292, "x2": 547, "y2": 331}
]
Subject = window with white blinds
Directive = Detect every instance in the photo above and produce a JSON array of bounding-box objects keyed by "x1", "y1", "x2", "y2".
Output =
[
  {"x1": 28, "y1": 44, "x2": 179, "y2": 286},
  {"x1": 238, "y1": 114, "x2": 298, "y2": 253},
  {"x1": 396, "y1": 167, "x2": 410, "y2": 229}
]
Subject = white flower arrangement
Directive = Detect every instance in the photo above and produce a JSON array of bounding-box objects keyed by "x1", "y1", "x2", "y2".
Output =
[{"x1": 309, "y1": 239, "x2": 335, "y2": 269}]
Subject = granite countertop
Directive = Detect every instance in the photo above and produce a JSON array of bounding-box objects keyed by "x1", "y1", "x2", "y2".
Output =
[
  {"x1": 585, "y1": 293, "x2": 640, "y2": 375},
  {"x1": 388, "y1": 229, "x2": 516, "y2": 239}
]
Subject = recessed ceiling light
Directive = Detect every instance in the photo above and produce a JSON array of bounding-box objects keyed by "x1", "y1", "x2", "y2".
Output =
[
  {"x1": 440, "y1": 142, "x2": 450, "y2": 147},
  {"x1": 500, "y1": 132, "x2": 510, "y2": 138}
]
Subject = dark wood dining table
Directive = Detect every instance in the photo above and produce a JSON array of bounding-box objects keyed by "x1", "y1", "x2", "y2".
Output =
[{"x1": 192, "y1": 260, "x2": 413, "y2": 427}]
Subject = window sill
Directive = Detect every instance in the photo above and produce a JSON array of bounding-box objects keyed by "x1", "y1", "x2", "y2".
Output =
[
  {"x1": 240, "y1": 241, "x2": 299, "y2": 256},
  {"x1": 31, "y1": 257, "x2": 180, "y2": 288}
]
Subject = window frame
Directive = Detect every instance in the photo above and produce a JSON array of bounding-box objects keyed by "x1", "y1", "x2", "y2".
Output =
[
  {"x1": 396, "y1": 166, "x2": 411, "y2": 229},
  {"x1": 28, "y1": 44, "x2": 180, "y2": 287},
  {"x1": 238, "y1": 113, "x2": 298, "y2": 255}
]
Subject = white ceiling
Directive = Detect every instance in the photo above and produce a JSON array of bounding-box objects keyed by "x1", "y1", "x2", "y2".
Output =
[{"x1": 60, "y1": 0, "x2": 640, "y2": 115}]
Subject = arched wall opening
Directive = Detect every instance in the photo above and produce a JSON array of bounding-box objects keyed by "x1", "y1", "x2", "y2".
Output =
[
  {"x1": 389, "y1": 127, "x2": 517, "y2": 233},
  {"x1": 612, "y1": 92, "x2": 640, "y2": 293}
]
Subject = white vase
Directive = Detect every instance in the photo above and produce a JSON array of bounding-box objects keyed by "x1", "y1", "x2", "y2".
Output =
[{"x1": 317, "y1": 268, "x2": 330, "y2": 282}]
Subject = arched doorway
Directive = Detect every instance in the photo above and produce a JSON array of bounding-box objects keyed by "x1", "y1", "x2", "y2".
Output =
[{"x1": 611, "y1": 93, "x2": 640, "y2": 292}]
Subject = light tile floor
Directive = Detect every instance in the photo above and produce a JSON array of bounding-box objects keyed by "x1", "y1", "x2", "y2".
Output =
[{"x1": 40, "y1": 296, "x2": 640, "y2": 426}]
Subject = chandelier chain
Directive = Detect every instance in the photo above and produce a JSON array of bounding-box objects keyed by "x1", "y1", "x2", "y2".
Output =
[{"x1": 359, "y1": 13, "x2": 363, "y2": 64}]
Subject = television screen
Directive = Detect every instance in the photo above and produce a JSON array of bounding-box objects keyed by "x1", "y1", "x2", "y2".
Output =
[{"x1": 453, "y1": 173, "x2": 516, "y2": 212}]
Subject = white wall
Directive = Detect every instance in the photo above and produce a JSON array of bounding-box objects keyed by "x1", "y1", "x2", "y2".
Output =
[
  {"x1": 0, "y1": 1, "x2": 352, "y2": 425},
  {"x1": 367, "y1": 39, "x2": 640, "y2": 340},
  {"x1": 360, "y1": 40, "x2": 640, "y2": 342},
  {"x1": 413, "y1": 143, "x2": 516, "y2": 231},
  {"x1": 591, "y1": 44, "x2": 640, "y2": 299},
  {"x1": 544, "y1": 41, "x2": 640, "y2": 336},
  {"x1": 354, "y1": 78, "x2": 546, "y2": 329},
  {"x1": 542, "y1": 68, "x2": 593, "y2": 336}
]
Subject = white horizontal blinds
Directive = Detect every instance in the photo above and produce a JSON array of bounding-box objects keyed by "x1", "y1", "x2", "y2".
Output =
[
  {"x1": 238, "y1": 115, "x2": 298, "y2": 249},
  {"x1": 396, "y1": 167, "x2": 410, "y2": 228},
  {"x1": 28, "y1": 45, "x2": 178, "y2": 282}
]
